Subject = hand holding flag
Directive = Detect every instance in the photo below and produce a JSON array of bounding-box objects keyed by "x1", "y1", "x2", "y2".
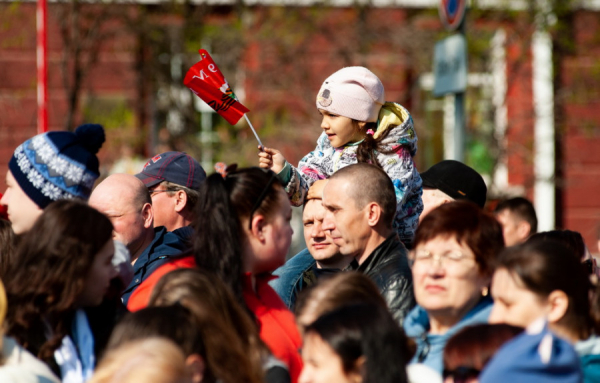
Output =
[{"x1": 184, "y1": 50, "x2": 263, "y2": 147}]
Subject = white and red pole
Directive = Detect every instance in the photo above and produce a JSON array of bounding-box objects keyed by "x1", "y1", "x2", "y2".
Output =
[{"x1": 36, "y1": 0, "x2": 48, "y2": 133}]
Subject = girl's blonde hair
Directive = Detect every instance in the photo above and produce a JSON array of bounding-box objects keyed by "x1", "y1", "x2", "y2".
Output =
[{"x1": 89, "y1": 337, "x2": 192, "y2": 383}]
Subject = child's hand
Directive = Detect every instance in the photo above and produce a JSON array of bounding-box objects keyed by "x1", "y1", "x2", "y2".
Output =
[{"x1": 258, "y1": 146, "x2": 286, "y2": 174}]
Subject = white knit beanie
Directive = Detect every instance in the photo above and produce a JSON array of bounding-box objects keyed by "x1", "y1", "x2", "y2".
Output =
[{"x1": 316, "y1": 66, "x2": 385, "y2": 123}]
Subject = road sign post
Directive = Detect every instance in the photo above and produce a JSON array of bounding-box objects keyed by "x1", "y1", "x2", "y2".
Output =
[{"x1": 436, "y1": 0, "x2": 467, "y2": 162}]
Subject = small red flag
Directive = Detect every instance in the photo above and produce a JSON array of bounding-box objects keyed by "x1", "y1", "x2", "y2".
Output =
[{"x1": 184, "y1": 49, "x2": 249, "y2": 125}]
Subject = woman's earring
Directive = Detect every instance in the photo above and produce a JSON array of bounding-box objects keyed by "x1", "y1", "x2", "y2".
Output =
[{"x1": 481, "y1": 286, "x2": 489, "y2": 297}]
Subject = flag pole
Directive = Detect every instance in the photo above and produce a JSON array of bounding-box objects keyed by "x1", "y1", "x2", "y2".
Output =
[
  {"x1": 36, "y1": 0, "x2": 48, "y2": 134},
  {"x1": 243, "y1": 114, "x2": 263, "y2": 148}
]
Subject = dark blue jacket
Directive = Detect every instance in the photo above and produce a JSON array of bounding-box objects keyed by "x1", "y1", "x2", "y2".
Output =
[
  {"x1": 121, "y1": 226, "x2": 193, "y2": 304},
  {"x1": 270, "y1": 249, "x2": 316, "y2": 309},
  {"x1": 270, "y1": 249, "x2": 347, "y2": 310}
]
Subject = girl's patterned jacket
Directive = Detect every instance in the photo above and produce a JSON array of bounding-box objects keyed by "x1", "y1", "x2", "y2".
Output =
[{"x1": 279, "y1": 102, "x2": 423, "y2": 245}]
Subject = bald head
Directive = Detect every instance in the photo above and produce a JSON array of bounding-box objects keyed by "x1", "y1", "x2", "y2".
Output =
[
  {"x1": 89, "y1": 174, "x2": 153, "y2": 261},
  {"x1": 91, "y1": 174, "x2": 151, "y2": 210},
  {"x1": 329, "y1": 163, "x2": 396, "y2": 228}
]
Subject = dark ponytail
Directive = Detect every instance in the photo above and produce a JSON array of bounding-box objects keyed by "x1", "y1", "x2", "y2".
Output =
[
  {"x1": 192, "y1": 166, "x2": 283, "y2": 306},
  {"x1": 193, "y1": 172, "x2": 244, "y2": 303},
  {"x1": 355, "y1": 121, "x2": 395, "y2": 169}
]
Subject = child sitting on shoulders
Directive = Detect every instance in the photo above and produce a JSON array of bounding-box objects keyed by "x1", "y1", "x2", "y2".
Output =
[{"x1": 259, "y1": 66, "x2": 423, "y2": 245}]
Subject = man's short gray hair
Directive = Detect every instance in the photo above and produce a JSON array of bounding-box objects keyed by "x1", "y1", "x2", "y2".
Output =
[
  {"x1": 161, "y1": 181, "x2": 200, "y2": 212},
  {"x1": 329, "y1": 163, "x2": 396, "y2": 228}
]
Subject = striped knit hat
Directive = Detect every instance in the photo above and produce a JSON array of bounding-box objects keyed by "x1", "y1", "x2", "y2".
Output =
[{"x1": 8, "y1": 124, "x2": 105, "y2": 208}]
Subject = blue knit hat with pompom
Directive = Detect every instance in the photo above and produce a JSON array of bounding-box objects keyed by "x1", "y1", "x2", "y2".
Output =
[{"x1": 8, "y1": 124, "x2": 105, "y2": 208}]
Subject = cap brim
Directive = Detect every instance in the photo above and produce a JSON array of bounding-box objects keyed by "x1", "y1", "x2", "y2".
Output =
[
  {"x1": 421, "y1": 172, "x2": 458, "y2": 199},
  {"x1": 420, "y1": 173, "x2": 438, "y2": 190},
  {"x1": 134, "y1": 173, "x2": 163, "y2": 188}
]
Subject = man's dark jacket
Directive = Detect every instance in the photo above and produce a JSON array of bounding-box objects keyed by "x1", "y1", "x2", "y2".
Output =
[
  {"x1": 121, "y1": 226, "x2": 192, "y2": 304},
  {"x1": 354, "y1": 234, "x2": 415, "y2": 324}
]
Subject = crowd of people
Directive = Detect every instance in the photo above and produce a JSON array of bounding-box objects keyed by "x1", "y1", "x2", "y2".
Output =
[{"x1": 0, "y1": 66, "x2": 598, "y2": 383}]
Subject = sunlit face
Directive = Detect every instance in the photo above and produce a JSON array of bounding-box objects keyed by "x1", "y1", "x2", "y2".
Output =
[
  {"x1": 89, "y1": 189, "x2": 149, "y2": 258},
  {"x1": 299, "y1": 332, "x2": 359, "y2": 383},
  {"x1": 420, "y1": 188, "x2": 452, "y2": 223},
  {"x1": 77, "y1": 239, "x2": 117, "y2": 307},
  {"x1": 149, "y1": 183, "x2": 178, "y2": 231},
  {"x1": 303, "y1": 199, "x2": 343, "y2": 267},
  {"x1": 319, "y1": 110, "x2": 364, "y2": 149},
  {"x1": 489, "y1": 268, "x2": 550, "y2": 328},
  {"x1": 1, "y1": 170, "x2": 43, "y2": 235},
  {"x1": 495, "y1": 210, "x2": 528, "y2": 247},
  {"x1": 250, "y1": 190, "x2": 294, "y2": 274},
  {"x1": 412, "y1": 236, "x2": 489, "y2": 329},
  {"x1": 322, "y1": 179, "x2": 371, "y2": 261}
]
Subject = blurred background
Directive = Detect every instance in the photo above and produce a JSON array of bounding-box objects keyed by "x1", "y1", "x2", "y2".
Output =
[{"x1": 0, "y1": 0, "x2": 599, "y2": 251}]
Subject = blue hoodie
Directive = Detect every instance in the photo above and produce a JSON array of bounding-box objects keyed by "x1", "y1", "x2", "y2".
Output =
[
  {"x1": 121, "y1": 226, "x2": 193, "y2": 304},
  {"x1": 575, "y1": 335, "x2": 600, "y2": 383},
  {"x1": 480, "y1": 320, "x2": 582, "y2": 383},
  {"x1": 403, "y1": 296, "x2": 493, "y2": 373}
]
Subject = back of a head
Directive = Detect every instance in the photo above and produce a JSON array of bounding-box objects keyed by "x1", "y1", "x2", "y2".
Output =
[
  {"x1": 420, "y1": 160, "x2": 487, "y2": 208},
  {"x1": 444, "y1": 324, "x2": 523, "y2": 375},
  {"x1": 495, "y1": 197, "x2": 538, "y2": 234},
  {"x1": 527, "y1": 230, "x2": 586, "y2": 261},
  {"x1": 107, "y1": 305, "x2": 205, "y2": 358},
  {"x1": 90, "y1": 337, "x2": 192, "y2": 383},
  {"x1": 295, "y1": 272, "x2": 387, "y2": 331},
  {"x1": 146, "y1": 270, "x2": 265, "y2": 383},
  {"x1": 479, "y1": 322, "x2": 582, "y2": 383},
  {"x1": 496, "y1": 240, "x2": 594, "y2": 339},
  {"x1": 414, "y1": 200, "x2": 504, "y2": 277},
  {"x1": 329, "y1": 163, "x2": 396, "y2": 227},
  {"x1": 192, "y1": 166, "x2": 284, "y2": 301},
  {"x1": 305, "y1": 303, "x2": 411, "y2": 383},
  {"x1": 148, "y1": 268, "x2": 261, "y2": 350}
]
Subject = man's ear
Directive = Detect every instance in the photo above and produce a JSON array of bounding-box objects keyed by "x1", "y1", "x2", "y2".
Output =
[
  {"x1": 185, "y1": 354, "x2": 205, "y2": 383},
  {"x1": 366, "y1": 202, "x2": 382, "y2": 227},
  {"x1": 517, "y1": 221, "x2": 532, "y2": 240},
  {"x1": 546, "y1": 290, "x2": 569, "y2": 324},
  {"x1": 174, "y1": 190, "x2": 188, "y2": 213},
  {"x1": 141, "y1": 203, "x2": 154, "y2": 229}
]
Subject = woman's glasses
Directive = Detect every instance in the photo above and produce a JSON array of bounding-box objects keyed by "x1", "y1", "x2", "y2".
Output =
[
  {"x1": 149, "y1": 188, "x2": 181, "y2": 196},
  {"x1": 410, "y1": 250, "x2": 474, "y2": 267}
]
